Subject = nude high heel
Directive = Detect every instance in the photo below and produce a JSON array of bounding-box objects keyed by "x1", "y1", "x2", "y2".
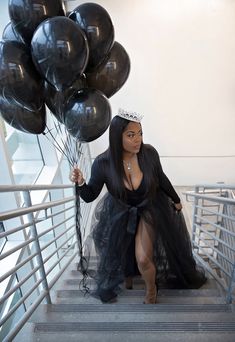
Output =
[
  {"x1": 125, "y1": 277, "x2": 133, "y2": 289},
  {"x1": 143, "y1": 284, "x2": 158, "y2": 304}
]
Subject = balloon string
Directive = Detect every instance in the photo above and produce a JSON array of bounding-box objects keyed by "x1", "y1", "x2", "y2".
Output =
[
  {"x1": 44, "y1": 119, "x2": 89, "y2": 292},
  {"x1": 53, "y1": 120, "x2": 74, "y2": 163},
  {"x1": 43, "y1": 125, "x2": 73, "y2": 166},
  {"x1": 55, "y1": 99, "x2": 76, "y2": 164},
  {"x1": 43, "y1": 122, "x2": 78, "y2": 167},
  {"x1": 51, "y1": 116, "x2": 81, "y2": 166},
  {"x1": 75, "y1": 183, "x2": 89, "y2": 294}
]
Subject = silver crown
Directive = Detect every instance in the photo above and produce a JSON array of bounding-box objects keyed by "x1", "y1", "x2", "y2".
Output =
[{"x1": 117, "y1": 108, "x2": 143, "y2": 123}]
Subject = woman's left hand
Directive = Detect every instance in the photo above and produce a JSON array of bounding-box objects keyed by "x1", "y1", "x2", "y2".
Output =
[{"x1": 174, "y1": 202, "x2": 183, "y2": 211}]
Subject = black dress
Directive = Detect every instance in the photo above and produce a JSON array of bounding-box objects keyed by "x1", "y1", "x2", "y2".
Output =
[{"x1": 79, "y1": 144, "x2": 206, "y2": 302}]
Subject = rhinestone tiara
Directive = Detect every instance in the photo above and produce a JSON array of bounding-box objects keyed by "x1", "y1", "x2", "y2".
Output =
[{"x1": 117, "y1": 108, "x2": 143, "y2": 123}]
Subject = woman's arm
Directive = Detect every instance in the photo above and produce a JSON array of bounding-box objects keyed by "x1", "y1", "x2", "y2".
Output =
[
  {"x1": 153, "y1": 148, "x2": 181, "y2": 204},
  {"x1": 158, "y1": 165, "x2": 180, "y2": 203},
  {"x1": 71, "y1": 156, "x2": 105, "y2": 203}
]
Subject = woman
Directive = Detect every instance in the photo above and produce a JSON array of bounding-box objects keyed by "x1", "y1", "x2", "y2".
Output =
[{"x1": 71, "y1": 109, "x2": 206, "y2": 304}]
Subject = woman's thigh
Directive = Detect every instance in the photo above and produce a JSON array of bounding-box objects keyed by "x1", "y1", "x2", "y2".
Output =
[{"x1": 135, "y1": 218, "x2": 154, "y2": 261}]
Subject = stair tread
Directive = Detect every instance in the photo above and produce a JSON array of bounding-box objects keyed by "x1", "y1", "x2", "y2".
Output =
[
  {"x1": 56, "y1": 288, "x2": 221, "y2": 297},
  {"x1": 14, "y1": 325, "x2": 235, "y2": 342},
  {"x1": 13, "y1": 261, "x2": 232, "y2": 342},
  {"x1": 65, "y1": 276, "x2": 219, "y2": 290},
  {"x1": 33, "y1": 321, "x2": 235, "y2": 332},
  {"x1": 54, "y1": 296, "x2": 226, "y2": 305},
  {"x1": 44, "y1": 303, "x2": 234, "y2": 312},
  {"x1": 30, "y1": 310, "x2": 235, "y2": 324}
]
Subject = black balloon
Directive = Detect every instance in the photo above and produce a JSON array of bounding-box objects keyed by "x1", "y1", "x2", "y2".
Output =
[
  {"x1": 0, "y1": 40, "x2": 43, "y2": 111},
  {"x1": 31, "y1": 16, "x2": 89, "y2": 91},
  {"x1": 64, "y1": 88, "x2": 111, "y2": 142},
  {"x1": 69, "y1": 3, "x2": 114, "y2": 71},
  {"x1": 0, "y1": 96, "x2": 46, "y2": 134},
  {"x1": 43, "y1": 75, "x2": 87, "y2": 123},
  {"x1": 86, "y1": 41, "x2": 131, "y2": 98},
  {"x1": 2, "y1": 22, "x2": 24, "y2": 44},
  {"x1": 8, "y1": 0, "x2": 65, "y2": 45}
]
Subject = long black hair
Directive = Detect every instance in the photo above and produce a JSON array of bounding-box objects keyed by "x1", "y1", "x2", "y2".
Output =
[{"x1": 107, "y1": 116, "x2": 158, "y2": 200}]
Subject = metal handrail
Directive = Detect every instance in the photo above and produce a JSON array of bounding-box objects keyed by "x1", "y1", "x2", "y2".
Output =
[
  {"x1": 194, "y1": 205, "x2": 235, "y2": 224},
  {"x1": 40, "y1": 224, "x2": 74, "y2": 252},
  {"x1": 0, "y1": 185, "x2": 90, "y2": 342},
  {"x1": 0, "y1": 205, "x2": 75, "y2": 239},
  {"x1": 184, "y1": 184, "x2": 235, "y2": 303},
  {"x1": 0, "y1": 237, "x2": 36, "y2": 260},
  {"x1": 0, "y1": 184, "x2": 74, "y2": 192},
  {"x1": 2, "y1": 174, "x2": 233, "y2": 340},
  {"x1": 37, "y1": 214, "x2": 74, "y2": 238},
  {"x1": 194, "y1": 184, "x2": 235, "y2": 190},
  {"x1": 0, "y1": 143, "x2": 93, "y2": 341},
  {"x1": 44, "y1": 239, "x2": 77, "y2": 278},
  {"x1": 193, "y1": 223, "x2": 235, "y2": 252},
  {"x1": 0, "y1": 264, "x2": 41, "y2": 305},
  {"x1": 0, "y1": 196, "x2": 75, "y2": 221},
  {"x1": 0, "y1": 251, "x2": 39, "y2": 283},
  {"x1": 194, "y1": 214, "x2": 235, "y2": 238},
  {"x1": 4, "y1": 251, "x2": 78, "y2": 342},
  {"x1": 185, "y1": 192, "x2": 235, "y2": 205}
]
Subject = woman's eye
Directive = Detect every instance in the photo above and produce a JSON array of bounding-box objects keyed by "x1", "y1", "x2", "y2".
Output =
[{"x1": 127, "y1": 134, "x2": 135, "y2": 138}]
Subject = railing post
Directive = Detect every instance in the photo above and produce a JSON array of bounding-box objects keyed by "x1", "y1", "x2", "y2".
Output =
[
  {"x1": 23, "y1": 190, "x2": 51, "y2": 304},
  {"x1": 192, "y1": 186, "x2": 200, "y2": 251},
  {"x1": 226, "y1": 258, "x2": 235, "y2": 304}
]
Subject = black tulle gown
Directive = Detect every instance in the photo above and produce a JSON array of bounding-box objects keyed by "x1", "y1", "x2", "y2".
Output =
[{"x1": 79, "y1": 145, "x2": 206, "y2": 302}]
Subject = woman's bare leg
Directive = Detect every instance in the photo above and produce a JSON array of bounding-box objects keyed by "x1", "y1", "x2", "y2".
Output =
[{"x1": 135, "y1": 219, "x2": 157, "y2": 303}]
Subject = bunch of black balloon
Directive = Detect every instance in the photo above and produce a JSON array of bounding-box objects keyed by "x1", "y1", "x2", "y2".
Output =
[
  {"x1": 0, "y1": 0, "x2": 131, "y2": 280},
  {"x1": 0, "y1": 0, "x2": 131, "y2": 145}
]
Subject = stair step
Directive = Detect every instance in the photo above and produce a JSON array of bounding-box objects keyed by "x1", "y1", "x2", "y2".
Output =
[
  {"x1": 68, "y1": 273, "x2": 219, "y2": 289},
  {"x1": 38, "y1": 303, "x2": 234, "y2": 313},
  {"x1": 54, "y1": 294, "x2": 225, "y2": 305},
  {"x1": 13, "y1": 258, "x2": 233, "y2": 342},
  {"x1": 64, "y1": 275, "x2": 220, "y2": 294},
  {"x1": 68, "y1": 276, "x2": 144, "y2": 285},
  {"x1": 34, "y1": 321, "x2": 235, "y2": 333},
  {"x1": 15, "y1": 327, "x2": 235, "y2": 342},
  {"x1": 30, "y1": 305, "x2": 235, "y2": 324},
  {"x1": 56, "y1": 288, "x2": 220, "y2": 298}
]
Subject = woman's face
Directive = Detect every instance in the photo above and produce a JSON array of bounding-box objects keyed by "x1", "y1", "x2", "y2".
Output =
[{"x1": 122, "y1": 121, "x2": 143, "y2": 154}]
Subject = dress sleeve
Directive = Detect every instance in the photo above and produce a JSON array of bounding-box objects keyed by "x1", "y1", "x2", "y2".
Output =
[
  {"x1": 78, "y1": 156, "x2": 105, "y2": 203},
  {"x1": 153, "y1": 147, "x2": 181, "y2": 203}
]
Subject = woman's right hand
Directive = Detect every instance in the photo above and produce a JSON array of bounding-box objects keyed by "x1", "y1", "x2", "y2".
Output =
[{"x1": 70, "y1": 167, "x2": 85, "y2": 186}]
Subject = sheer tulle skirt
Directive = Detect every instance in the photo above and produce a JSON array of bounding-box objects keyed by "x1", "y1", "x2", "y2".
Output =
[{"x1": 84, "y1": 191, "x2": 206, "y2": 302}]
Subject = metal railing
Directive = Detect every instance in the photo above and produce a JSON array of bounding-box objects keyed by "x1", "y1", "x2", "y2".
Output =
[
  {"x1": 185, "y1": 184, "x2": 235, "y2": 304},
  {"x1": 0, "y1": 146, "x2": 93, "y2": 341},
  {"x1": 1, "y1": 177, "x2": 234, "y2": 339}
]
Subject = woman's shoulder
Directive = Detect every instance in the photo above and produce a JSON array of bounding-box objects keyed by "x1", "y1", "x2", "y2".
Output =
[
  {"x1": 90, "y1": 150, "x2": 109, "y2": 179},
  {"x1": 93, "y1": 149, "x2": 110, "y2": 166},
  {"x1": 143, "y1": 143, "x2": 159, "y2": 157}
]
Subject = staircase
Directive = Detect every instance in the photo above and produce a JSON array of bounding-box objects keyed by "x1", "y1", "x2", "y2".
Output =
[{"x1": 15, "y1": 259, "x2": 235, "y2": 342}]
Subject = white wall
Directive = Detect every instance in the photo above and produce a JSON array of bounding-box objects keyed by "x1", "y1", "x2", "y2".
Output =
[
  {"x1": 66, "y1": 0, "x2": 235, "y2": 185},
  {"x1": 1, "y1": 0, "x2": 234, "y2": 186}
]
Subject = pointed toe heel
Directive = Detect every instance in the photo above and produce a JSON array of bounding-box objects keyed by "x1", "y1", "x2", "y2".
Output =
[
  {"x1": 125, "y1": 277, "x2": 133, "y2": 289},
  {"x1": 143, "y1": 285, "x2": 158, "y2": 304}
]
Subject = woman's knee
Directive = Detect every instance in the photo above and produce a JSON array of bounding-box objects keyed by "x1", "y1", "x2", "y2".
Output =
[{"x1": 136, "y1": 253, "x2": 151, "y2": 271}]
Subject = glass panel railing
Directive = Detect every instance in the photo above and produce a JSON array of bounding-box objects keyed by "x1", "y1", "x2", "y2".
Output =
[{"x1": 5, "y1": 126, "x2": 44, "y2": 186}]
